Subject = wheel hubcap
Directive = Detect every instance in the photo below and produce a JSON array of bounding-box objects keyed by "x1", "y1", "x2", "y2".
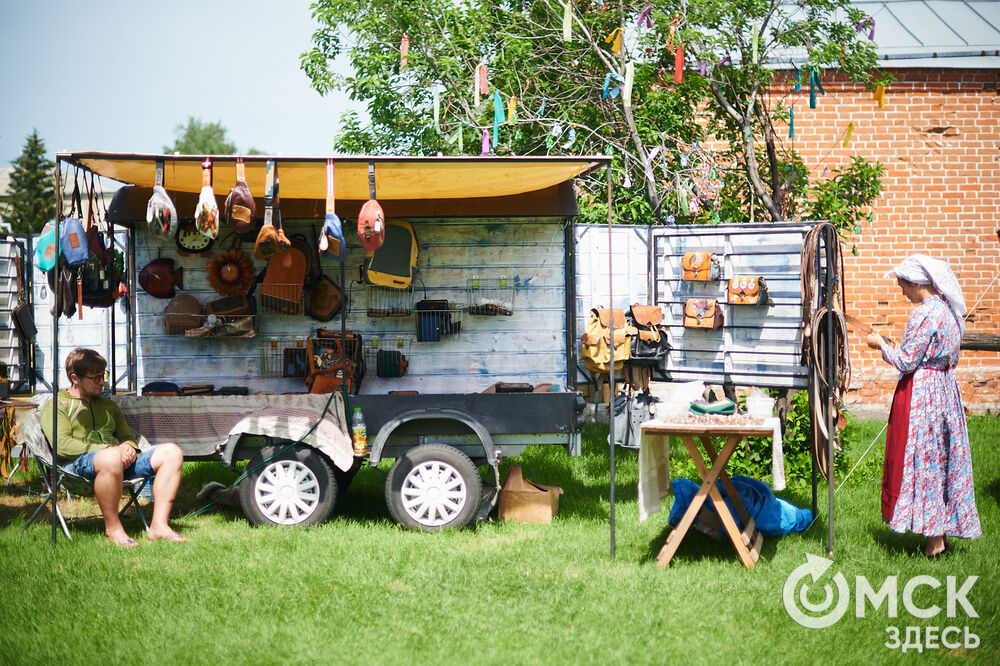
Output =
[
  {"x1": 401, "y1": 460, "x2": 468, "y2": 527},
  {"x1": 254, "y1": 460, "x2": 320, "y2": 525}
]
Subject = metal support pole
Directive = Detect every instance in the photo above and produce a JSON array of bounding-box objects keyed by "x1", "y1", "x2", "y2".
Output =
[
  {"x1": 606, "y1": 164, "x2": 616, "y2": 560},
  {"x1": 50, "y1": 161, "x2": 63, "y2": 545}
]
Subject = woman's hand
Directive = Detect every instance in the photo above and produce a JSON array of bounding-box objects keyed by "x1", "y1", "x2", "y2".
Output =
[{"x1": 866, "y1": 332, "x2": 884, "y2": 350}]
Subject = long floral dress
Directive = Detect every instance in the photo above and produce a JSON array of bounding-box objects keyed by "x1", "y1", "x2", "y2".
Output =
[{"x1": 881, "y1": 295, "x2": 982, "y2": 539}]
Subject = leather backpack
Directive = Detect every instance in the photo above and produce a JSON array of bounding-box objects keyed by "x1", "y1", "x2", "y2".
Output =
[
  {"x1": 580, "y1": 307, "x2": 634, "y2": 373},
  {"x1": 625, "y1": 304, "x2": 670, "y2": 365}
]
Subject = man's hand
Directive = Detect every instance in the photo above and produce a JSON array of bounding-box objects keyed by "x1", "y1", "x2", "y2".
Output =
[
  {"x1": 117, "y1": 442, "x2": 137, "y2": 468},
  {"x1": 866, "y1": 332, "x2": 884, "y2": 350}
]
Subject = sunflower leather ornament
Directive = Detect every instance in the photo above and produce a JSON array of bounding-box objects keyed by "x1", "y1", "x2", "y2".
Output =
[{"x1": 206, "y1": 248, "x2": 255, "y2": 296}]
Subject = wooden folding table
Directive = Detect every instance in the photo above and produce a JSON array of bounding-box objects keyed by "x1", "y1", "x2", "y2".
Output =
[{"x1": 639, "y1": 421, "x2": 774, "y2": 569}]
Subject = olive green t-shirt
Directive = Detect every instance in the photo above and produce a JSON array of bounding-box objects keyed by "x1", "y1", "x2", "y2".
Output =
[{"x1": 39, "y1": 390, "x2": 138, "y2": 460}]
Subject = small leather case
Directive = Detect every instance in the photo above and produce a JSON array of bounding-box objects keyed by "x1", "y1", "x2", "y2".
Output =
[
  {"x1": 683, "y1": 298, "x2": 724, "y2": 330},
  {"x1": 727, "y1": 276, "x2": 769, "y2": 306},
  {"x1": 682, "y1": 252, "x2": 721, "y2": 281}
]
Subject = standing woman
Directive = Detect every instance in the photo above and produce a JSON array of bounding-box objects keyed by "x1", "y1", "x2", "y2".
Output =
[{"x1": 866, "y1": 254, "x2": 982, "y2": 557}]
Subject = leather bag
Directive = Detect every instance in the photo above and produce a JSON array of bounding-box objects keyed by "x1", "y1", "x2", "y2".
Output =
[
  {"x1": 11, "y1": 255, "x2": 36, "y2": 341},
  {"x1": 580, "y1": 307, "x2": 633, "y2": 373},
  {"x1": 625, "y1": 304, "x2": 670, "y2": 365},
  {"x1": 320, "y1": 159, "x2": 346, "y2": 261},
  {"x1": 224, "y1": 157, "x2": 257, "y2": 236},
  {"x1": 194, "y1": 157, "x2": 219, "y2": 239},
  {"x1": 305, "y1": 226, "x2": 344, "y2": 322},
  {"x1": 146, "y1": 160, "x2": 178, "y2": 240},
  {"x1": 683, "y1": 298, "x2": 724, "y2": 330},
  {"x1": 357, "y1": 162, "x2": 385, "y2": 251},
  {"x1": 254, "y1": 160, "x2": 291, "y2": 260},
  {"x1": 681, "y1": 252, "x2": 721, "y2": 281},
  {"x1": 727, "y1": 276, "x2": 769, "y2": 306}
]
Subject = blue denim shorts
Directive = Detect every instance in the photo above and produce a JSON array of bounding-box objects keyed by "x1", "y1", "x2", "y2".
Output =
[{"x1": 68, "y1": 445, "x2": 160, "y2": 481}]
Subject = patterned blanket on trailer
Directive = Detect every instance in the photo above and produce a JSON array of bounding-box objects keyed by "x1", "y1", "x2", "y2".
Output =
[{"x1": 113, "y1": 393, "x2": 353, "y2": 472}]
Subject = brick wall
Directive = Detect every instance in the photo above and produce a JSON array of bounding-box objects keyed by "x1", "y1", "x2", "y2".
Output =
[{"x1": 777, "y1": 68, "x2": 1000, "y2": 414}]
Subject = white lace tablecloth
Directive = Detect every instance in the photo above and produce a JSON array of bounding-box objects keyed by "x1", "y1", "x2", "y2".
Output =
[{"x1": 113, "y1": 393, "x2": 353, "y2": 472}]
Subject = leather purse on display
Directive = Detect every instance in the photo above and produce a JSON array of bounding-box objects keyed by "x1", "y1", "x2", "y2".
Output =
[
  {"x1": 580, "y1": 307, "x2": 633, "y2": 373},
  {"x1": 681, "y1": 252, "x2": 721, "y2": 281},
  {"x1": 224, "y1": 157, "x2": 258, "y2": 236},
  {"x1": 727, "y1": 276, "x2": 770, "y2": 306},
  {"x1": 683, "y1": 298, "x2": 724, "y2": 330}
]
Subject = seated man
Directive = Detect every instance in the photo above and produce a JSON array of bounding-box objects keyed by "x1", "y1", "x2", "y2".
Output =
[{"x1": 40, "y1": 348, "x2": 187, "y2": 547}]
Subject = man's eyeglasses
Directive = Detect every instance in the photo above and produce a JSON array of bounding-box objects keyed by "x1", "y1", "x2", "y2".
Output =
[{"x1": 81, "y1": 371, "x2": 109, "y2": 383}]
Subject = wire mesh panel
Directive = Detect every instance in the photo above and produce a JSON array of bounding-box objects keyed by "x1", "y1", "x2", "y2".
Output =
[
  {"x1": 258, "y1": 284, "x2": 306, "y2": 316},
  {"x1": 414, "y1": 302, "x2": 463, "y2": 342},
  {"x1": 259, "y1": 337, "x2": 309, "y2": 378},
  {"x1": 365, "y1": 285, "x2": 414, "y2": 318},
  {"x1": 465, "y1": 276, "x2": 515, "y2": 316},
  {"x1": 364, "y1": 334, "x2": 411, "y2": 378}
]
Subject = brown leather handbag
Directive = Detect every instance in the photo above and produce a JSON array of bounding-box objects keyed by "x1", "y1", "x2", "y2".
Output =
[
  {"x1": 683, "y1": 298, "x2": 724, "y2": 330},
  {"x1": 224, "y1": 157, "x2": 258, "y2": 236},
  {"x1": 682, "y1": 252, "x2": 721, "y2": 281},
  {"x1": 727, "y1": 276, "x2": 770, "y2": 306}
]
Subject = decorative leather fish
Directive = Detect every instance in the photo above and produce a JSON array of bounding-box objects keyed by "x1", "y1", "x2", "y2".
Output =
[{"x1": 139, "y1": 257, "x2": 184, "y2": 298}]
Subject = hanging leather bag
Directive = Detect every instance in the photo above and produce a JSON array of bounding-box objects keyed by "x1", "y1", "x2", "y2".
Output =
[
  {"x1": 225, "y1": 157, "x2": 258, "y2": 236},
  {"x1": 305, "y1": 226, "x2": 344, "y2": 321},
  {"x1": 11, "y1": 255, "x2": 36, "y2": 341},
  {"x1": 146, "y1": 160, "x2": 178, "y2": 240},
  {"x1": 195, "y1": 157, "x2": 220, "y2": 239},
  {"x1": 625, "y1": 304, "x2": 670, "y2": 365},
  {"x1": 683, "y1": 298, "x2": 724, "y2": 330},
  {"x1": 80, "y1": 174, "x2": 123, "y2": 308},
  {"x1": 357, "y1": 161, "x2": 385, "y2": 251},
  {"x1": 254, "y1": 160, "x2": 291, "y2": 260},
  {"x1": 727, "y1": 276, "x2": 770, "y2": 306},
  {"x1": 681, "y1": 252, "x2": 721, "y2": 281},
  {"x1": 319, "y1": 159, "x2": 346, "y2": 260},
  {"x1": 580, "y1": 307, "x2": 633, "y2": 373}
]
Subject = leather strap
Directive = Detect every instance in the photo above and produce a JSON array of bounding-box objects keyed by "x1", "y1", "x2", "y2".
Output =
[
  {"x1": 235, "y1": 157, "x2": 246, "y2": 182},
  {"x1": 263, "y1": 160, "x2": 275, "y2": 228},
  {"x1": 368, "y1": 161, "x2": 376, "y2": 200},
  {"x1": 326, "y1": 159, "x2": 336, "y2": 214},
  {"x1": 201, "y1": 158, "x2": 213, "y2": 188},
  {"x1": 844, "y1": 313, "x2": 896, "y2": 345},
  {"x1": 155, "y1": 159, "x2": 165, "y2": 188}
]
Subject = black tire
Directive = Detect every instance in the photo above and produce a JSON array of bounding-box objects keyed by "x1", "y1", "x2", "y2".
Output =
[
  {"x1": 385, "y1": 444, "x2": 482, "y2": 531},
  {"x1": 239, "y1": 444, "x2": 337, "y2": 527}
]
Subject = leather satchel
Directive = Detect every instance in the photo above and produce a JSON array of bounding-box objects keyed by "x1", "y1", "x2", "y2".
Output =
[
  {"x1": 580, "y1": 307, "x2": 634, "y2": 373},
  {"x1": 626, "y1": 304, "x2": 670, "y2": 365},
  {"x1": 682, "y1": 252, "x2": 721, "y2": 281},
  {"x1": 683, "y1": 298, "x2": 724, "y2": 330},
  {"x1": 11, "y1": 255, "x2": 36, "y2": 341},
  {"x1": 224, "y1": 157, "x2": 258, "y2": 236},
  {"x1": 727, "y1": 276, "x2": 769, "y2": 306}
]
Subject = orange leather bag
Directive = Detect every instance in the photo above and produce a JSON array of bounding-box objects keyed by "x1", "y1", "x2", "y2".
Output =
[
  {"x1": 681, "y1": 252, "x2": 721, "y2": 281},
  {"x1": 683, "y1": 298, "x2": 724, "y2": 330},
  {"x1": 727, "y1": 276, "x2": 769, "y2": 306},
  {"x1": 580, "y1": 307, "x2": 634, "y2": 373}
]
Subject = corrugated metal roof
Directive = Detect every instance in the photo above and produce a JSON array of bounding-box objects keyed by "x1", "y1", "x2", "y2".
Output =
[
  {"x1": 859, "y1": 0, "x2": 1000, "y2": 65},
  {"x1": 770, "y1": 0, "x2": 1000, "y2": 68}
]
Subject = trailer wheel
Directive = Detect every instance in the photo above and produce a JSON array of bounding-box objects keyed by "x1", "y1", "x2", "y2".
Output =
[
  {"x1": 239, "y1": 445, "x2": 337, "y2": 527},
  {"x1": 386, "y1": 444, "x2": 482, "y2": 531}
]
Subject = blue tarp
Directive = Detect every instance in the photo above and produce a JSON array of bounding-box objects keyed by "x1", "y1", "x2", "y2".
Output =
[{"x1": 668, "y1": 475, "x2": 812, "y2": 537}]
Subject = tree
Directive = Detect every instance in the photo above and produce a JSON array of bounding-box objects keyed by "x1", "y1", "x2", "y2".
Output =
[
  {"x1": 1, "y1": 129, "x2": 55, "y2": 234},
  {"x1": 301, "y1": 0, "x2": 890, "y2": 225},
  {"x1": 164, "y1": 117, "x2": 239, "y2": 154}
]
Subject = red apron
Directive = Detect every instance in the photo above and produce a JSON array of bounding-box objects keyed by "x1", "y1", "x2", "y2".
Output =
[{"x1": 881, "y1": 372, "x2": 913, "y2": 522}]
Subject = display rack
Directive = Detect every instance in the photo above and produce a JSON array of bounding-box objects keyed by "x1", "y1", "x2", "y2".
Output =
[
  {"x1": 465, "y1": 276, "x2": 515, "y2": 316},
  {"x1": 364, "y1": 334, "x2": 411, "y2": 378},
  {"x1": 164, "y1": 313, "x2": 256, "y2": 338},
  {"x1": 259, "y1": 336, "x2": 309, "y2": 378},
  {"x1": 365, "y1": 284, "x2": 414, "y2": 318},
  {"x1": 414, "y1": 303, "x2": 463, "y2": 342}
]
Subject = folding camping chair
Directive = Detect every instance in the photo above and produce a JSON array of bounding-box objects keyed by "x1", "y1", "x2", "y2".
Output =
[{"x1": 20, "y1": 406, "x2": 151, "y2": 540}]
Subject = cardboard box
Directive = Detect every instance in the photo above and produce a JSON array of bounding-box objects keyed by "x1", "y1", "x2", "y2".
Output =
[{"x1": 498, "y1": 465, "x2": 563, "y2": 524}]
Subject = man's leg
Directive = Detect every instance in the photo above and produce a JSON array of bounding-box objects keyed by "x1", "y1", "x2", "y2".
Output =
[
  {"x1": 147, "y1": 442, "x2": 186, "y2": 541},
  {"x1": 91, "y1": 448, "x2": 135, "y2": 547}
]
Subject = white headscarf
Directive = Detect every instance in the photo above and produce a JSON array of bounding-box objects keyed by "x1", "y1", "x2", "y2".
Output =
[{"x1": 886, "y1": 254, "x2": 967, "y2": 331}]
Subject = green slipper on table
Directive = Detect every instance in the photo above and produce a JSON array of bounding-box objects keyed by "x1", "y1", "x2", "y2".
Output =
[{"x1": 689, "y1": 398, "x2": 737, "y2": 415}]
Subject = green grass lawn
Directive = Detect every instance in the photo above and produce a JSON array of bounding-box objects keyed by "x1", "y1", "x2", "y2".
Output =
[{"x1": 1, "y1": 417, "x2": 997, "y2": 665}]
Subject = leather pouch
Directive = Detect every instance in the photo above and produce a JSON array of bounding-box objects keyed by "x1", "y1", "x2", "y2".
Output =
[
  {"x1": 727, "y1": 276, "x2": 769, "y2": 306},
  {"x1": 682, "y1": 252, "x2": 721, "y2": 281},
  {"x1": 626, "y1": 304, "x2": 669, "y2": 365},
  {"x1": 683, "y1": 298, "x2": 724, "y2": 330}
]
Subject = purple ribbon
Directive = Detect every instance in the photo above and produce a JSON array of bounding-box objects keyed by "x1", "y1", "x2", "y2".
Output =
[
  {"x1": 857, "y1": 16, "x2": 875, "y2": 41},
  {"x1": 699, "y1": 61, "x2": 707, "y2": 76},
  {"x1": 718, "y1": 53, "x2": 731, "y2": 66},
  {"x1": 637, "y1": 5, "x2": 652, "y2": 29},
  {"x1": 481, "y1": 129, "x2": 490, "y2": 155}
]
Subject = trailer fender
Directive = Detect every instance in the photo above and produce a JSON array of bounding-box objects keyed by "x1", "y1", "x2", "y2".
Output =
[{"x1": 368, "y1": 408, "x2": 496, "y2": 467}]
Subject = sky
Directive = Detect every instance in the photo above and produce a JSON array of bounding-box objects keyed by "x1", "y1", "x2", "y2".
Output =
[{"x1": 0, "y1": 0, "x2": 363, "y2": 165}]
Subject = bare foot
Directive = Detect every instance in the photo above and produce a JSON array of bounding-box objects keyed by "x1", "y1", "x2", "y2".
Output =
[
  {"x1": 923, "y1": 535, "x2": 947, "y2": 557},
  {"x1": 147, "y1": 529, "x2": 187, "y2": 543},
  {"x1": 106, "y1": 532, "x2": 139, "y2": 548}
]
